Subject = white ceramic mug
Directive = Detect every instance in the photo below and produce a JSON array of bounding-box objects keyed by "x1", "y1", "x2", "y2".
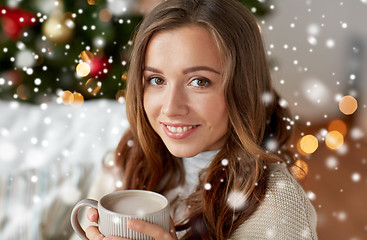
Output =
[{"x1": 71, "y1": 190, "x2": 170, "y2": 240}]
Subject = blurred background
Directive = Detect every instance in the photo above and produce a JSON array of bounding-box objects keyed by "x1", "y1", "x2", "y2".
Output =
[{"x1": 0, "y1": 0, "x2": 366, "y2": 239}]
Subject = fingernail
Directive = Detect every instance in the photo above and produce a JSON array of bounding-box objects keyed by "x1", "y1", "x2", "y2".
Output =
[{"x1": 128, "y1": 219, "x2": 141, "y2": 230}]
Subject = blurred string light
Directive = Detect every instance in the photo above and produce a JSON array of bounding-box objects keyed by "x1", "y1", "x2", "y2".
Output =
[
  {"x1": 297, "y1": 134, "x2": 318, "y2": 155},
  {"x1": 107, "y1": 0, "x2": 135, "y2": 16},
  {"x1": 76, "y1": 50, "x2": 107, "y2": 96},
  {"x1": 339, "y1": 95, "x2": 358, "y2": 115},
  {"x1": 16, "y1": 85, "x2": 30, "y2": 100},
  {"x1": 87, "y1": 0, "x2": 98, "y2": 5},
  {"x1": 121, "y1": 72, "x2": 128, "y2": 81},
  {"x1": 325, "y1": 131, "x2": 344, "y2": 150},
  {"x1": 328, "y1": 119, "x2": 347, "y2": 136},
  {"x1": 61, "y1": 90, "x2": 84, "y2": 107},
  {"x1": 290, "y1": 159, "x2": 309, "y2": 180},
  {"x1": 99, "y1": 8, "x2": 113, "y2": 22},
  {"x1": 80, "y1": 50, "x2": 94, "y2": 63},
  {"x1": 42, "y1": 2, "x2": 75, "y2": 44},
  {"x1": 77, "y1": 50, "x2": 110, "y2": 80},
  {"x1": 115, "y1": 89, "x2": 126, "y2": 103},
  {"x1": 85, "y1": 78, "x2": 102, "y2": 95},
  {"x1": 76, "y1": 62, "x2": 90, "y2": 77}
]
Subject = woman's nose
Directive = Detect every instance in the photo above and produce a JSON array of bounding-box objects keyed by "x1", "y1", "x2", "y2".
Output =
[{"x1": 161, "y1": 85, "x2": 189, "y2": 117}]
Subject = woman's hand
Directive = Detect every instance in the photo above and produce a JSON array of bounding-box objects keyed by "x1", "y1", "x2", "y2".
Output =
[
  {"x1": 123, "y1": 218, "x2": 178, "y2": 240},
  {"x1": 85, "y1": 208, "x2": 104, "y2": 240},
  {"x1": 85, "y1": 208, "x2": 178, "y2": 240}
]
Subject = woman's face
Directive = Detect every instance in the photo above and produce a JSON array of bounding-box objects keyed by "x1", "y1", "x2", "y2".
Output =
[{"x1": 143, "y1": 25, "x2": 229, "y2": 158}]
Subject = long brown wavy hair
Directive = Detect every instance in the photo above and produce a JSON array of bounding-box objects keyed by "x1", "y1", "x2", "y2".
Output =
[{"x1": 113, "y1": 0, "x2": 294, "y2": 239}]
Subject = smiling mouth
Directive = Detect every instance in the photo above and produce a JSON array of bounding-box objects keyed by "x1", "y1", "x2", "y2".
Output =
[{"x1": 166, "y1": 125, "x2": 199, "y2": 133}]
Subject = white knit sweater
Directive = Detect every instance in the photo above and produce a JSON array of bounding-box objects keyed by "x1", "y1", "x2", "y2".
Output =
[
  {"x1": 71, "y1": 151, "x2": 318, "y2": 240},
  {"x1": 230, "y1": 163, "x2": 318, "y2": 239}
]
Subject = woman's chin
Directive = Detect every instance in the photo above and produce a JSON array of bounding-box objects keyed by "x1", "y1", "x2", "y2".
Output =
[{"x1": 166, "y1": 146, "x2": 201, "y2": 158}]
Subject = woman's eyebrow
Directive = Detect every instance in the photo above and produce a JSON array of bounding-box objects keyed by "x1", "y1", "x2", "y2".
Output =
[
  {"x1": 143, "y1": 66, "x2": 162, "y2": 73},
  {"x1": 143, "y1": 66, "x2": 221, "y2": 75},
  {"x1": 183, "y1": 66, "x2": 221, "y2": 75}
]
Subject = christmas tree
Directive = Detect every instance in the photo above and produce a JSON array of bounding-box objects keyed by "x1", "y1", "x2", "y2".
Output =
[{"x1": 0, "y1": 0, "x2": 271, "y2": 105}]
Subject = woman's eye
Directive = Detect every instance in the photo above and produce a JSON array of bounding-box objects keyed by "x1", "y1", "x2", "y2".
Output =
[
  {"x1": 190, "y1": 78, "x2": 209, "y2": 87},
  {"x1": 149, "y1": 77, "x2": 165, "y2": 86}
]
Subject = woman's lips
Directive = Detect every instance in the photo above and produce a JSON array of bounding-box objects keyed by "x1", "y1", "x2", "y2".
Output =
[{"x1": 161, "y1": 123, "x2": 199, "y2": 139}]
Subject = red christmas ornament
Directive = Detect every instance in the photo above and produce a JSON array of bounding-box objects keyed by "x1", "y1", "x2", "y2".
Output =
[
  {"x1": 88, "y1": 56, "x2": 110, "y2": 80},
  {"x1": 0, "y1": 5, "x2": 37, "y2": 40}
]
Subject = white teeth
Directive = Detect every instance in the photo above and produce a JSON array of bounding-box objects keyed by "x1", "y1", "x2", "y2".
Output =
[{"x1": 166, "y1": 125, "x2": 196, "y2": 133}]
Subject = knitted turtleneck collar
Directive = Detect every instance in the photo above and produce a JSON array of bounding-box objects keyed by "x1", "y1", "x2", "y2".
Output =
[{"x1": 182, "y1": 149, "x2": 220, "y2": 188}]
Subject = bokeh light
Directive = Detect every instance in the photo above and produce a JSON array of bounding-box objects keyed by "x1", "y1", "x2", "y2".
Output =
[
  {"x1": 61, "y1": 90, "x2": 74, "y2": 105},
  {"x1": 72, "y1": 92, "x2": 84, "y2": 107},
  {"x1": 99, "y1": 8, "x2": 113, "y2": 22},
  {"x1": 76, "y1": 62, "x2": 90, "y2": 77},
  {"x1": 121, "y1": 72, "x2": 128, "y2": 81},
  {"x1": 88, "y1": 0, "x2": 97, "y2": 5},
  {"x1": 15, "y1": 49, "x2": 35, "y2": 68},
  {"x1": 115, "y1": 89, "x2": 126, "y2": 101},
  {"x1": 85, "y1": 78, "x2": 102, "y2": 95},
  {"x1": 325, "y1": 131, "x2": 344, "y2": 150},
  {"x1": 16, "y1": 85, "x2": 30, "y2": 100},
  {"x1": 339, "y1": 95, "x2": 358, "y2": 115},
  {"x1": 61, "y1": 91, "x2": 84, "y2": 107},
  {"x1": 328, "y1": 119, "x2": 347, "y2": 136},
  {"x1": 290, "y1": 159, "x2": 309, "y2": 180},
  {"x1": 80, "y1": 50, "x2": 94, "y2": 63},
  {"x1": 298, "y1": 135, "x2": 319, "y2": 155}
]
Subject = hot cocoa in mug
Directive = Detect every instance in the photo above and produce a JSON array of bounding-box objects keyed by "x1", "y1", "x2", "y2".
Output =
[{"x1": 71, "y1": 190, "x2": 170, "y2": 240}]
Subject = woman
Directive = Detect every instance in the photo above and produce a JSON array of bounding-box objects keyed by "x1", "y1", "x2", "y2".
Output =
[{"x1": 83, "y1": 0, "x2": 317, "y2": 239}]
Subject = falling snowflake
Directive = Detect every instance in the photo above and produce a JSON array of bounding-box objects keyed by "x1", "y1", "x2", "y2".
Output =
[
  {"x1": 350, "y1": 127, "x2": 364, "y2": 140},
  {"x1": 127, "y1": 140, "x2": 134, "y2": 147},
  {"x1": 221, "y1": 159, "x2": 229, "y2": 166},
  {"x1": 261, "y1": 92, "x2": 274, "y2": 107},
  {"x1": 307, "y1": 23, "x2": 321, "y2": 36},
  {"x1": 307, "y1": 191, "x2": 316, "y2": 201},
  {"x1": 112, "y1": 216, "x2": 122, "y2": 224},
  {"x1": 115, "y1": 180, "x2": 123, "y2": 188},
  {"x1": 326, "y1": 39, "x2": 336, "y2": 48},
  {"x1": 336, "y1": 144, "x2": 348, "y2": 155},
  {"x1": 278, "y1": 99, "x2": 288, "y2": 108},
  {"x1": 300, "y1": 228, "x2": 311, "y2": 238},
  {"x1": 227, "y1": 190, "x2": 247, "y2": 211},
  {"x1": 265, "y1": 228, "x2": 275, "y2": 238},
  {"x1": 204, "y1": 183, "x2": 212, "y2": 190},
  {"x1": 325, "y1": 156, "x2": 338, "y2": 170},
  {"x1": 335, "y1": 211, "x2": 347, "y2": 221},
  {"x1": 264, "y1": 138, "x2": 278, "y2": 152},
  {"x1": 351, "y1": 173, "x2": 361, "y2": 182}
]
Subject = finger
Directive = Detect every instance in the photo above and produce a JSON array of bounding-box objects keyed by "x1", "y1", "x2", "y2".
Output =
[
  {"x1": 87, "y1": 208, "x2": 99, "y2": 223},
  {"x1": 128, "y1": 219, "x2": 173, "y2": 240},
  {"x1": 85, "y1": 226, "x2": 104, "y2": 240},
  {"x1": 103, "y1": 236, "x2": 129, "y2": 240},
  {"x1": 169, "y1": 218, "x2": 178, "y2": 239}
]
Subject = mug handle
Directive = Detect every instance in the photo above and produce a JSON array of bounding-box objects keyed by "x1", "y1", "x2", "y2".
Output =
[{"x1": 71, "y1": 199, "x2": 98, "y2": 240}]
